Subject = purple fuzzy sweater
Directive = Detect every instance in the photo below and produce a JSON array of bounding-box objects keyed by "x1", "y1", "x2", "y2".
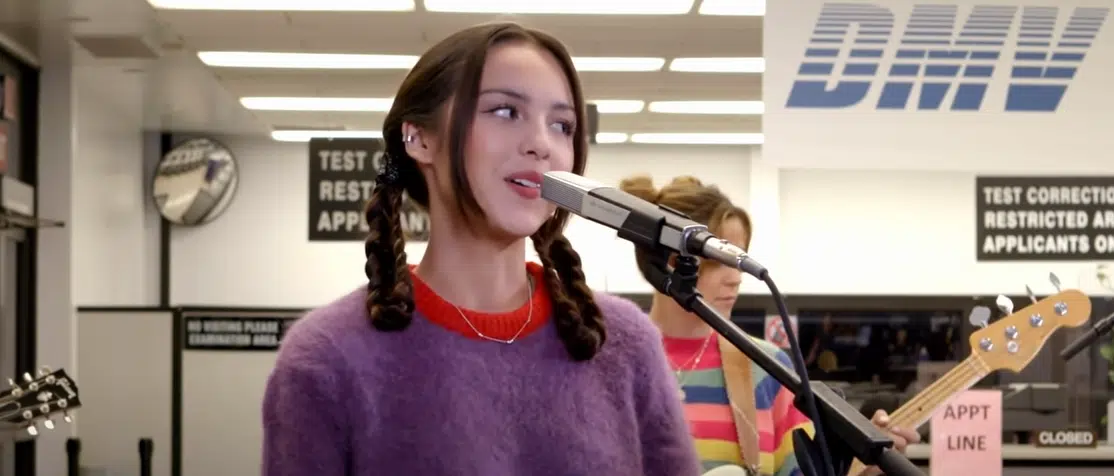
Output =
[{"x1": 261, "y1": 287, "x2": 702, "y2": 476}]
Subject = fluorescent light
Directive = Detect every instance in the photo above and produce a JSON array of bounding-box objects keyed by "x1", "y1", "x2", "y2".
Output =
[
  {"x1": 241, "y1": 97, "x2": 394, "y2": 112},
  {"x1": 595, "y1": 132, "x2": 629, "y2": 143},
  {"x1": 423, "y1": 0, "x2": 693, "y2": 14},
  {"x1": 199, "y1": 52, "x2": 662, "y2": 72},
  {"x1": 573, "y1": 57, "x2": 665, "y2": 72},
  {"x1": 698, "y1": 0, "x2": 765, "y2": 16},
  {"x1": 670, "y1": 57, "x2": 765, "y2": 73},
  {"x1": 630, "y1": 133, "x2": 764, "y2": 145},
  {"x1": 272, "y1": 130, "x2": 384, "y2": 142},
  {"x1": 648, "y1": 101, "x2": 764, "y2": 115},
  {"x1": 591, "y1": 100, "x2": 645, "y2": 114},
  {"x1": 199, "y1": 52, "x2": 419, "y2": 69},
  {"x1": 149, "y1": 0, "x2": 414, "y2": 10}
]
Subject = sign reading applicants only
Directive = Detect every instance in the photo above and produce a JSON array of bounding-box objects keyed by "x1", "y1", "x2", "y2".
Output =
[
  {"x1": 307, "y1": 138, "x2": 430, "y2": 242},
  {"x1": 976, "y1": 176, "x2": 1114, "y2": 260}
]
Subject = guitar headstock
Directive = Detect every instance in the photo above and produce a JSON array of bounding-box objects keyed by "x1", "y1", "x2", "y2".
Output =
[
  {"x1": 0, "y1": 367, "x2": 81, "y2": 437},
  {"x1": 969, "y1": 277, "x2": 1091, "y2": 373}
]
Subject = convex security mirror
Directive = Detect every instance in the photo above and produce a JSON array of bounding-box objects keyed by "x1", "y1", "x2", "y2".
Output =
[{"x1": 152, "y1": 137, "x2": 240, "y2": 226}]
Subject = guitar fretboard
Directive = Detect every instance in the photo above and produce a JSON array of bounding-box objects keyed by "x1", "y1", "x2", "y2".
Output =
[{"x1": 887, "y1": 355, "x2": 991, "y2": 431}]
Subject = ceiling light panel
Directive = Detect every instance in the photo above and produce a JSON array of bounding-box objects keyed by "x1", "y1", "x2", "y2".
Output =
[
  {"x1": 648, "y1": 101, "x2": 765, "y2": 115},
  {"x1": 594, "y1": 133, "x2": 630, "y2": 143},
  {"x1": 670, "y1": 57, "x2": 765, "y2": 73},
  {"x1": 200, "y1": 52, "x2": 665, "y2": 73},
  {"x1": 149, "y1": 0, "x2": 415, "y2": 10},
  {"x1": 242, "y1": 97, "x2": 394, "y2": 112},
  {"x1": 591, "y1": 100, "x2": 645, "y2": 114},
  {"x1": 572, "y1": 57, "x2": 665, "y2": 72},
  {"x1": 423, "y1": 0, "x2": 694, "y2": 15},
  {"x1": 272, "y1": 130, "x2": 385, "y2": 142},
  {"x1": 698, "y1": 0, "x2": 765, "y2": 16},
  {"x1": 199, "y1": 52, "x2": 420, "y2": 69},
  {"x1": 630, "y1": 133, "x2": 764, "y2": 145}
]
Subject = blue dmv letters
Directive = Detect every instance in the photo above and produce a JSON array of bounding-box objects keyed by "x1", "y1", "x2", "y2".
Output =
[{"x1": 785, "y1": 3, "x2": 1110, "y2": 112}]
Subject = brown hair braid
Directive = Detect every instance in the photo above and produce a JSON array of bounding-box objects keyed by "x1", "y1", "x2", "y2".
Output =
[{"x1": 363, "y1": 21, "x2": 605, "y2": 360}]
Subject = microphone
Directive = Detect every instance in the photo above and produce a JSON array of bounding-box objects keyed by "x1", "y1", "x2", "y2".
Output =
[
  {"x1": 541, "y1": 171, "x2": 769, "y2": 279},
  {"x1": 1060, "y1": 310, "x2": 1114, "y2": 361}
]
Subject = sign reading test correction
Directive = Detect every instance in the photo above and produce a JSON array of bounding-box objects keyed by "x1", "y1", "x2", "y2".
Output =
[
  {"x1": 930, "y1": 389, "x2": 1002, "y2": 476},
  {"x1": 977, "y1": 176, "x2": 1114, "y2": 260},
  {"x1": 307, "y1": 138, "x2": 430, "y2": 242}
]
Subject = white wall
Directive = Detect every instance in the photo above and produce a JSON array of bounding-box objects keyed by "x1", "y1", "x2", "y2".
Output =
[
  {"x1": 34, "y1": 31, "x2": 161, "y2": 476},
  {"x1": 168, "y1": 135, "x2": 1114, "y2": 308},
  {"x1": 776, "y1": 168, "x2": 1112, "y2": 296},
  {"x1": 70, "y1": 71, "x2": 161, "y2": 307},
  {"x1": 169, "y1": 137, "x2": 755, "y2": 306}
]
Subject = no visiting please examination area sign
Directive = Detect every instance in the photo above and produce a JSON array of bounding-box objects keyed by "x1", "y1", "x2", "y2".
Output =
[
  {"x1": 977, "y1": 176, "x2": 1114, "y2": 261},
  {"x1": 185, "y1": 317, "x2": 300, "y2": 351}
]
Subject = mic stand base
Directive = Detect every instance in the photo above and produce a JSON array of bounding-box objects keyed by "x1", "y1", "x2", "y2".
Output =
[{"x1": 647, "y1": 254, "x2": 923, "y2": 476}]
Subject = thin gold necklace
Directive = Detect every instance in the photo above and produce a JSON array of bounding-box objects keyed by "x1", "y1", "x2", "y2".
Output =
[
  {"x1": 673, "y1": 334, "x2": 714, "y2": 399},
  {"x1": 450, "y1": 276, "x2": 534, "y2": 344}
]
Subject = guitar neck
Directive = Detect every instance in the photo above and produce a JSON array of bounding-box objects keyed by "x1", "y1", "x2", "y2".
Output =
[{"x1": 887, "y1": 356, "x2": 991, "y2": 431}]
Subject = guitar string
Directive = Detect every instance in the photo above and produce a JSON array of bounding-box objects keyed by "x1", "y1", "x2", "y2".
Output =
[
  {"x1": 887, "y1": 357, "x2": 987, "y2": 429},
  {"x1": 847, "y1": 357, "x2": 988, "y2": 472}
]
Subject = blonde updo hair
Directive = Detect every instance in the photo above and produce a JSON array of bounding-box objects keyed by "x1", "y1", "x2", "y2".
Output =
[{"x1": 618, "y1": 175, "x2": 753, "y2": 279}]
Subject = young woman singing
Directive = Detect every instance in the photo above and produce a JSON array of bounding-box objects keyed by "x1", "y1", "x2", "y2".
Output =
[{"x1": 260, "y1": 22, "x2": 702, "y2": 476}]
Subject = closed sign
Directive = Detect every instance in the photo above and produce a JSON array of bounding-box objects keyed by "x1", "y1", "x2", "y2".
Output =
[{"x1": 1033, "y1": 430, "x2": 1097, "y2": 448}]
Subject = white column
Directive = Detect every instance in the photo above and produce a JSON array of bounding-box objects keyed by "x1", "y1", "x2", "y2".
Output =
[
  {"x1": 743, "y1": 146, "x2": 781, "y2": 292},
  {"x1": 35, "y1": 16, "x2": 76, "y2": 476}
]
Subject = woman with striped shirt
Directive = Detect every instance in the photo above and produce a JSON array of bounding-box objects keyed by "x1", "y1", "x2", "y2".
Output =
[{"x1": 619, "y1": 175, "x2": 919, "y2": 476}]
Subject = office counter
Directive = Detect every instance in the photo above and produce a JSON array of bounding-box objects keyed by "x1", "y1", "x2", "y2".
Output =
[{"x1": 902, "y1": 443, "x2": 1114, "y2": 475}]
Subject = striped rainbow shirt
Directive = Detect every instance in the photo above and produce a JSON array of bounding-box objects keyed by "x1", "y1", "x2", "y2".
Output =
[{"x1": 664, "y1": 335, "x2": 814, "y2": 476}]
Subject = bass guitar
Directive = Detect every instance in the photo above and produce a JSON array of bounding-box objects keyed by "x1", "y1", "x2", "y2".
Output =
[
  {"x1": 845, "y1": 284, "x2": 1091, "y2": 475},
  {"x1": 702, "y1": 281, "x2": 1091, "y2": 476}
]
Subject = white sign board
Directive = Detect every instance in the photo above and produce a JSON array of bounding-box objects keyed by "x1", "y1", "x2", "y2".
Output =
[{"x1": 764, "y1": 1, "x2": 1113, "y2": 173}]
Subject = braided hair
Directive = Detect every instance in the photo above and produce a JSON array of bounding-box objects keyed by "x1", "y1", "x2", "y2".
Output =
[{"x1": 362, "y1": 22, "x2": 606, "y2": 361}]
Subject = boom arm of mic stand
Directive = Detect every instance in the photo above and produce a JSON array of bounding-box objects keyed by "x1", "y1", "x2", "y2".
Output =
[{"x1": 642, "y1": 256, "x2": 924, "y2": 476}]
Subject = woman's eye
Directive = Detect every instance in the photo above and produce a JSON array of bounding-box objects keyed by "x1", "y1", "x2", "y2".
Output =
[
  {"x1": 551, "y1": 122, "x2": 573, "y2": 135},
  {"x1": 491, "y1": 106, "x2": 516, "y2": 119}
]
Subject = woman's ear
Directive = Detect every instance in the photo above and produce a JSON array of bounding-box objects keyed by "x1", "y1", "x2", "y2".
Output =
[{"x1": 401, "y1": 122, "x2": 434, "y2": 165}]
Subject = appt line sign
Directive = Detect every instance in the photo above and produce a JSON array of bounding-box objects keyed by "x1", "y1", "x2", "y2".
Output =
[{"x1": 930, "y1": 389, "x2": 1003, "y2": 476}]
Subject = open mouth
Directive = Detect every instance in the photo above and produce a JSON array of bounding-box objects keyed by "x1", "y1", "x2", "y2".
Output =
[{"x1": 506, "y1": 178, "x2": 541, "y2": 189}]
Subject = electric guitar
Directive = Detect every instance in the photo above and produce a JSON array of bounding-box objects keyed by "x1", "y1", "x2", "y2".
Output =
[
  {"x1": 844, "y1": 280, "x2": 1091, "y2": 476},
  {"x1": 0, "y1": 367, "x2": 82, "y2": 439}
]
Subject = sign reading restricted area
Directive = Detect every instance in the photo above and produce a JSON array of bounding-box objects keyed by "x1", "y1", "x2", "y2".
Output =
[
  {"x1": 976, "y1": 176, "x2": 1114, "y2": 260},
  {"x1": 307, "y1": 138, "x2": 430, "y2": 242},
  {"x1": 764, "y1": 1, "x2": 1114, "y2": 173},
  {"x1": 184, "y1": 317, "x2": 299, "y2": 351}
]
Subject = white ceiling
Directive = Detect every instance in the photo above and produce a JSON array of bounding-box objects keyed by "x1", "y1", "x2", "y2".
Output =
[{"x1": 0, "y1": 0, "x2": 766, "y2": 142}]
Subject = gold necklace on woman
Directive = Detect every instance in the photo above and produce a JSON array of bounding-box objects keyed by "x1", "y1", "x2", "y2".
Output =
[
  {"x1": 449, "y1": 276, "x2": 534, "y2": 344},
  {"x1": 673, "y1": 334, "x2": 714, "y2": 400}
]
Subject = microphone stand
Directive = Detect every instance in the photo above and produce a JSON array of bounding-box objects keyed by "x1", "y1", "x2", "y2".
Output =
[{"x1": 645, "y1": 253, "x2": 923, "y2": 476}]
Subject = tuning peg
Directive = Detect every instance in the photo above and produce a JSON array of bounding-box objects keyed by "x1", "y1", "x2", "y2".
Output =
[
  {"x1": 1024, "y1": 285, "x2": 1038, "y2": 304},
  {"x1": 26, "y1": 424, "x2": 37, "y2": 437},
  {"x1": 20, "y1": 373, "x2": 31, "y2": 383},
  {"x1": 1050, "y1": 272, "x2": 1062, "y2": 292},
  {"x1": 6, "y1": 377, "x2": 14, "y2": 387},
  {"x1": 968, "y1": 306, "x2": 991, "y2": 328},
  {"x1": 995, "y1": 295, "x2": 1015, "y2": 315},
  {"x1": 37, "y1": 366, "x2": 50, "y2": 377},
  {"x1": 62, "y1": 411, "x2": 72, "y2": 423}
]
